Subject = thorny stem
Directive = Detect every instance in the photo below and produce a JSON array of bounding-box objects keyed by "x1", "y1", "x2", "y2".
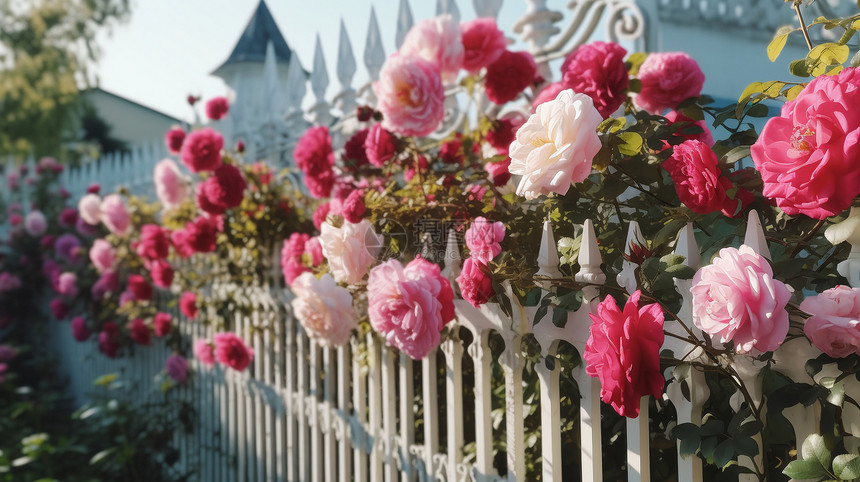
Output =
[{"x1": 795, "y1": 2, "x2": 814, "y2": 51}]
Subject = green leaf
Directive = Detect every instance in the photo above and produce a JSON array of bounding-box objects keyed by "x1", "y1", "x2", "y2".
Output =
[
  {"x1": 664, "y1": 264, "x2": 696, "y2": 279},
  {"x1": 733, "y1": 437, "x2": 759, "y2": 458},
  {"x1": 673, "y1": 422, "x2": 701, "y2": 440},
  {"x1": 617, "y1": 132, "x2": 643, "y2": 157},
  {"x1": 768, "y1": 27, "x2": 793, "y2": 62},
  {"x1": 783, "y1": 458, "x2": 829, "y2": 479},
  {"x1": 790, "y1": 59, "x2": 811, "y2": 77},
  {"x1": 679, "y1": 436, "x2": 700, "y2": 458},
  {"x1": 93, "y1": 373, "x2": 118, "y2": 387},
  {"x1": 806, "y1": 43, "x2": 850, "y2": 76},
  {"x1": 714, "y1": 439, "x2": 735, "y2": 468},
  {"x1": 834, "y1": 453, "x2": 860, "y2": 480},
  {"x1": 802, "y1": 433, "x2": 833, "y2": 471}
]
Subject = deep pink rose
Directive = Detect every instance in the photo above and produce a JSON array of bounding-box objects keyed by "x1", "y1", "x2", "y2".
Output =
[
  {"x1": 751, "y1": 67, "x2": 860, "y2": 219},
  {"x1": 400, "y1": 14, "x2": 464, "y2": 82},
  {"x1": 213, "y1": 332, "x2": 254, "y2": 372},
  {"x1": 367, "y1": 257, "x2": 455, "y2": 360},
  {"x1": 662, "y1": 140, "x2": 748, "y2": 217},
  {"x1": 342, "y1": 128, "x2": 370, "y2": 170},
  {"x1": 485, "y1": 50, "x2": 537, "y2": 105},
  {"x1": 635, "y1": 52, "x2": 705, "y2": 114},
  {"x1": 195, "y1": 183, "x2": 225, "y2": 215},
  {"x1": 50, "y1": 298, "x2": 69, "y2": 320},
  {"x1": 137, "y1": 224, "x2": 170, "y2": 260},
  {"x1": 154, "y1": 159, "x2": 188, "y2": 209},
  {"x1": 313, "y1": 203, "x2": 331, "y2": 231},
  {"x1": 180, "y1": 128, "x2": 224, "y2": 173},
  {"x1": 342, "y1": 190, "x2": 366, "y2": 224},
  {"x1": 184, "y1": 216, "x2": 220, "y2": 253},
  {"x1": 171, "y1": 229, "x2": 195, "y2": 258},
  {"x1": 129, "y1": 318, "x2": 151, "y2": 346},
  {"x1": 200, "y1": 163, "x2": 247, "y2": 212},
  {"x1": 439, "y1": 136, "x2": 464, "y2": 165},
  {"x1": 665, "y1": 110, "x2": 714, "y2": 146},
  {"x1": 801, "y1": 286, "x2": 860, "y2": 357},
  {"x1": 149, "y1": 259, "x2": 174, "y2": 288},
  {"x1": 374, "y1": 54, "x2": 445, "y2": 137},
  {"x1": 485, "y1": 118, "x2": 521, "y2": 151},
  {"x1": 165, "y1": 354, "x2": 188, "y2": 382},
  {"x1": 294, "y1": 126, "x2": 334, "y2": 176},
  {"x1": 55, "y1": 234, "x2": 82, "y2": 264},
  {"x1": 691, "y1": 245, "x2": 792, "y2": 353},
  {"x1": 87, "y1": 183, "x2": 100, "y2": 194},
  {"x1": 460, "y1": 18, "x2": 506, "y2": 73},
  {"x1": 304, "y1": 167, "x2": 335, "y2": 199},
  {"x1": 365, "y1": 124, "x2": 396, "y2": 167},
  {"x1": 153, "y1": 312, "x2": 172, "y2": 337},
  {"x1": 465, "y1": 217, "x2": 505, "y2": 264},
  {"x1": 584, "y1": 291, "x2": 665, "y2": 418},
  {"x1": 8, "y1": 214, "x2": 21, "y2": 227},
  {"x1": 205, "y1": 96, "x2": 230, "y2": 120},
  {"x1": 281, "y1": 233, "x2": 311, "y2": 286},
  {"x1": 99, "y1": 322, "x2": 120, "y2": 358},
  {"x1": 456, "y1": 258, "x2": 495, "y2": 307},
  {"x1": 100, "y1": 194, "x2": 131, "y2": 237},
  {"x1": 560, "y1": 41, "x2": 629, "y2": 118},
  {"x1": 165, "y1": 127, "x2": 186, "y2": 154},
  {"x1": 127, "y1": 275, "x2": 153, "y2": 301},
  {"x1": 194, "y1": 339, "x2": 216, "y2": 366},
  {"x1": 485, "y1": 157, "x2": 512, "y2": 186},
  {"x1": 58, "y1": 207, "x2": 79, "y2": 228},
  {"x1": 306, "y1": 236, "x2": 323, "y2": 266},
  {"x1": 71, "y1": 316, "x2": 90, "y2": 341},
  {"x1": 180, "y1": 291, "x2": 198, "y2": 320},
  {"x1": 91, "y1": 269, "x2": 120, "y2": 300}
]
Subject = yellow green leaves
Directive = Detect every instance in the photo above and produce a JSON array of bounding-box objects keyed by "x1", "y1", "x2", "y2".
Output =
[
  {"x1": 806, "y1": 43, "x2": 850, "y2": 76},
  {"x1": 767, "y1": 26, "x2": 794, "y2": 62}
]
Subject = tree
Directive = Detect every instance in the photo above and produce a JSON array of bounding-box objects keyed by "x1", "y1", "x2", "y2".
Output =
[{"x1": 0, "y1": 0, "x2": 130, "y2": 159}]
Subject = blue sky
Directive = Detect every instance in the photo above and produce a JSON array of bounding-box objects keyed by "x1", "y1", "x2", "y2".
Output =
[{"x1": 94, "y1": 0, "x2": 535, "y2": 122}]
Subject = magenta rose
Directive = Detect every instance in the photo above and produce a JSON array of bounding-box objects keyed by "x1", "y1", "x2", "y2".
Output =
[
  {"x1": 213, "y1": 332, "x2": 254, "y2": 372},
  {"x1": 342, "y1": 190, "x2": 366, "y2": 224},
  {"x1": 294, "y1": 126, "x2": 334, "y2": 176},
  {"x1": 456, "y1": 258, "x2": 495, "y2": 307},
  {"x1": 560, "y1": 41, "x2": 629, "y2": 118},
  {"x1": 634, "y1": 52, "x2": 704, "y2": 114},
  {"x1": 365, "y1": 124, "x2": 396, "y2": 167},
  {"x1": 367, "y1": 257, "x2": 455, "y2": 360},
  {"x1": 153, "y1": 312, "x2": 172, "y2": 337},
  {"x1": 180, "y1": 128, "x2": 223, "y2": 173},
  {"x1": 137, "y1": 224, "x2": 170, "y2": 260},
  {"x1": 184, "y1": 216, "x2": 220, "y2": 253},
  {"x1": 165, "y1": 127, "x2": 186, "y2": 154},
  {"x1": 127, "y1": 274, "x2": 153, "y2": 301},
  {"x1": 374, "y1": 54, "x2": 445, "y2": 137},
  {"x1": 800, "y1": 286, "x2": 860, "y2": 358},
  {"x1": 485, "y1": 50, "x2": 537, "y2": 105},
  {"x1": 180, "y1": 291, "x2": 198, "y2": 320},
  {"x1": 91, "y1": 269, "x2": 120, "y2": 300},
  {"x1": 129, "y1": 318, "x2": 151, "y2": 346},
  {"x1": 460, "y1": 18, "x2": 506, "y2": 73},
  {"x1": 71, "y1": 316, "x2": 90, "y2": 342},
  {"x1": 751, "y1": 67, "x2": 860, "y2": 219},
  {"x1": 662, "y1": 140, "x2": 748, "y2": 217},
  {"x1": 342, "y1": 128, "x2": 370, "y2": 169},
  {"x1": 691, "y1": 245, "x2": 792, "y2": 353},
  {"x1": 149, "y1": 259, "x2": 174, "y2": 288},
  {"x1": 199, "y1": 163, "x2": 247, "y2": 212},
  {"x1": 584, "y1": 291, "x2": 664, "y2": 418},
  {"x1": 165, "y1": 354, "x2": 188, "y2": 382},
  {"x1": 99, "y1": 322, "x2": 120, "y2": 358},
  {"x1": 205, "y1": 96, "x2": 230, "y2": 120},
  {"x1": 50, "y1": 298, "x2": 69, "y2": 320}
]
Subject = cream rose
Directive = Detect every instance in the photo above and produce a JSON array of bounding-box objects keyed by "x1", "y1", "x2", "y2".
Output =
[
  {"x1": 319, "y1": 219, "x2": 382, "y2": 285},
  {"x1": 508, "y1": 89, "x2": 602, "y2": 200},
  {"x1": 291, "y1": 273, "x2": 357, "y2": 346}
]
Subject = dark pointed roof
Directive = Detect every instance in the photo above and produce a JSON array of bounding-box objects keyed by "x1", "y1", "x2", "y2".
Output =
[{"x1": 211, "y1": 0, "x2": 293, "y2": 76}]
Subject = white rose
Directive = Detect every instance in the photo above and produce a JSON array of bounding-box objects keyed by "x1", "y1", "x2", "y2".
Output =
[
  {"x1": 291, "y1": 273, "x2": 357, "y2": 346},
  {"x1": 319, "y1": 219, "x2": 382, "y2": 285},
  {"x1": 508, "y1": 89, "x2": 602, "y2": 200}
]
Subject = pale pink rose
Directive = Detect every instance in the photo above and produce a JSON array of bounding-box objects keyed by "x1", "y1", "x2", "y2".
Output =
[
  {"x1": 509, "y1": 89, "x2": 602, "y2": 199},
  {"x1": 100, "y1": 194, "x2": 132, "y2": 237},
  {"x1": 634, "y1": 52, "x2": 705, "y2": 114},
  {"x1": 24, "y1": 210, "x2": 47, "y2": 237},
  {"x1": 154, "y1": 159, "x2": 188, "y2": 209},
  {"x1": 373, "y1": 54, "x2": 445, "y2": 137},
  {"x1": 57, "y1": 272, "x2": 78, "y2": 298},
  {"x1": 78, "y1": 194, "x2": 102, "y2": 225},
  {"x1": 691, "y1": 245, "x2": 792, "y2": 353},
  {"x1": 291, "y1": 273, "x2": 357, "y2": 346},
  {"x1": 194, "y1": 339, "x2": 216, "y2": 367},
  {"x1": 465, "y1": 217, "x2": 505, "y2": 264},
  {"x1": 367, "y1": 257, "x2": 455, "y2": 360},
  {"x1": 460, "y1": 18, "x2": 506, "y2": 73},
  {"x1": 319, "y1": 219, "x2": 383, "y2": 285},
  {"x1": 400, "y1": 14, "x2": 464, "y2": 82},
  {"x1": 89, "y1": 239, "x2": 116, "y2": 273},
  {"x1": 801, "y1": 286, "x2": 860, "y2": 358}
]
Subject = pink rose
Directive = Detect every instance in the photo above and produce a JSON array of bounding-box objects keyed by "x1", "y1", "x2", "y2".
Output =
[
  {"x1": 365, "y1": 124, "x2": 396, "y2": 167},
  {"x1": 319, "y1": 219, "x2": 382, "y2": 285},
  {"x1": 374, "y1": 54, "x2": 445, "y2": 137},
  {"x1": 153, "y1": 312, "x2": 172, "y2": 337},
  {"x1": 199, "y1": 163, "x2": 247, "y2": 212},
  {"x1": 100, "y1": 194, "x2": 131, "y2": 237},
  {"x1": 401, "y1": 14, "x2": 464, "y2": 82},
  {"x1": 367, "y1": 257, "x2": 455, "y2": 360},
  {"x1": 213, "y1": 332, "x2": 254, "y2": 372},
  {"x1": 306, "y1": 236, "x2": 324, "y2": 266},
  {"x1": 560, "y1": 41, "x2": 629, "y2": 118},
  {"x1": 294, "y1": 126, "x2": 334, "y2": 176},
  {"x1": 313, "y1": 203, "x2": 331, "y2": 231},
  {"x1": 57, "y1": 272, "x2": 78, "y2": 298},
  {"x1": 304, "y1": 168, "x2": 335, "y2": 199},
  {"x1": 154, "y1": 159, "x2": 188, "y2": 209},
  {"x1": 485, "y1": 50, "x2": 537, "y2": 105},
  {"x1": 24, "y1": 210, "x2": 47, "y2": 237},
  {"x1": 509, "y1": 89, "x2": 602, "y2": 199},
  {"x1": 71, "y1": 316, "x2": 90, "y2": 341},
  {"x1": 165, "y1": 354, "x2": 188, "y2": 382},
  {"x1": 184, "y1": 216, "x2": 220, "y2": 253},
  {"x1": 456, "y1": 258, "x2": 495, "y2": 307},
  {"x1": 205, "y1": 96, "x2": 230, "y2": 120},
  {"x1": 291, "y1": 273, "x2": 357, "y2": 346},
  {"x1": 584, "y1": 291, "x2": 665, "y2": 418},
  {"x1": 342, "y1": 190, "x2": 366, "y2": 224},
  {"x1": 634, "y1": 52, "x2": 705, "y2": 114},
  {"x1": 149, "y1": 259, "x2": 174, "y2": 288},
  {"x1": 164, "y1": 127, "x2": 186, "y2": 154},
  {"x1": 180, "y1": 291, "x2": 198, "y2": 320},
  {"x1": 136, "y1": 224, "x2": 170, "y2": 260},
  {"x1": 465, "y1": 217, "x2": 505, "y2": 264},
  {"x1": 180, "y1": 128, "x2": 224, "y2": 173},
  {"x1": 691, "y1": 245, "x2": 792, "y2": 353},
  {"x1": 751, "y1": 67, "x2": 860, "y2": 219},
  {"x1": 460, "y1": 18, "x2": 506, "y2": 73},
  {"x1": 194, "y1": 339, "x2": 216, "y2": 366},
  {"x1": 171, "y1": 229, "x2": 194, "y2": 258},
  {"x1": 281, "y1": 233, "x2": 311, "y2": 286},
  {"x1": 78, "y1": 193, "x2": 102, "y2": 225},
  {"x1": 662, "y1": 140, "x2": 748, "y2": 217},
  {"x1": 800, "y1": 286, "x2": 860, "y2": 357}
]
